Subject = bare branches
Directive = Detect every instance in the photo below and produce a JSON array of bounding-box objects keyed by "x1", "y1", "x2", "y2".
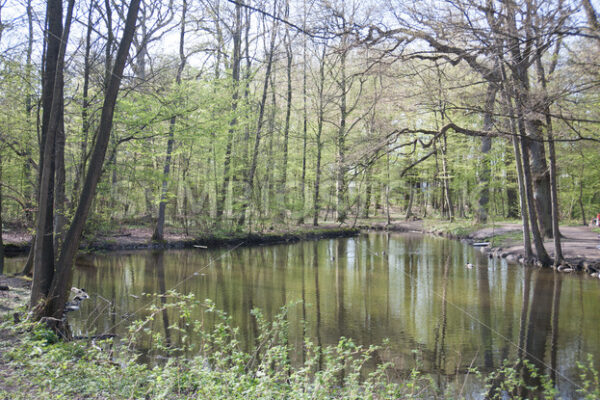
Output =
[{"x1": 224, "y1": 0, "x2": 333, "y2": 40}]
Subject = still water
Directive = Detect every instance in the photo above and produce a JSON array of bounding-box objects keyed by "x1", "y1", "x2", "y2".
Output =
[{"x1": 6, "y1": 232, "x2": 600, "y2": 396}]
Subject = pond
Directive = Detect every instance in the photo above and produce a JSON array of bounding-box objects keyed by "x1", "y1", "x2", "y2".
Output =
[{"x1": 6, "y1": 232, "x2": 600, "y2": 397}]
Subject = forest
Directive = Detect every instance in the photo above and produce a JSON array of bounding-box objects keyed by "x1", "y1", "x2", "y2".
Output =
[
  {"x1": 0, "y1": 0, "x2": 599, "y2": 349},
  {"x1": 2, "y1": 1, "x2": 600, "y2": 398}
]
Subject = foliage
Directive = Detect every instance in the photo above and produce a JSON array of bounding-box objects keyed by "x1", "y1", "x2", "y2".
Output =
[{"x1": 2, "y1": 292, "x2": 598, "y2": 399}]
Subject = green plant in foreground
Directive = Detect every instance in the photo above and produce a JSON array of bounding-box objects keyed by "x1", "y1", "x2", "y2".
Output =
[
  {"x1": 1, "y1": 292, "x2": 599, "y2": 399},
  {"x1": 578, "y1": 354, "x2": 600, "y2": 399}
]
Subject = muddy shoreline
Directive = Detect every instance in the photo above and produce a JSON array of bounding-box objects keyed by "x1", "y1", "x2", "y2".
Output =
[
  {"x1": 2, "y1": 227, "x2": 361, "y2": 258},
  {"x1": 4, "y1": 221, "x2": 600, "y2": 274},
  {"x1": 363, "y1": 220, "x2": 600, "y2": 274}
]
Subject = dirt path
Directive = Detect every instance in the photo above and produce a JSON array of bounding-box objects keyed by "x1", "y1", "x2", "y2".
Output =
[
  {"x1": 365, "y1": 220, "x2": 600, "y2": 267},
  {"x1": 492, "y1": 224, "x2": 600, "y2": 263}
]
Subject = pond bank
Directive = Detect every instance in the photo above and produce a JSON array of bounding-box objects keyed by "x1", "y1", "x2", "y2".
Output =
[
  {"x1": 2, "y1": 226, "x2": 360, "y2": 257},
  {"x1": 371, "y1": 219, "x2": 600, "y2": 273},
  {"x1": 4, "y1": 220, "x2": 600, "y2": 272}
]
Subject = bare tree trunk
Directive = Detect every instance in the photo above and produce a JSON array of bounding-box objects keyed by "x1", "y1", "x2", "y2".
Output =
[
  {"x1": 336, "y1": 38, "x2": 348, "y2": 224},
  {"x1": 238, "y1": 5, "x2": 278, "y2": 226},
  {"x1": 582, "y1": 0, "x2": 600, "y2": 33},
  {"x1": 31, "y1": 0, "x2": 71, "y2": 306},
  {"x1": 153, "y1": 0, "x2": 187, "y2": 241},
  {"x1": 503, "y1": 87, "x2": 532, "y2": 261},
  {"x1": 504, "y1": 6, "x2": 551, "y2": 265},
  {"x1": 578, "y1": 155, "x2": 587, "y2": 226},
  {"x1": 23, "y1": 0, "x2": 35, "y2": 224},
  {"x1": 215, "y1": 0, "x2": 242, "y2": 223},
  {"x1": 298, "y1": 0, "x2": 308, "y2": 225},
  {"x1": 277, "y1": 3, "x2": 292, "y2": 222},
  {"x1": 363, "y1": 166, "x2": 372, "y2": 218},
  {"x1": 534, "y1": 40, "x2": 563, "y2": 265},
  {"x1": 312, "y1": 44, "x2": 327, "y2": 226},
  {"x1": 505, "y1": 155, "x2": 520, "y2": 219},
  {"x1": 526, "y1": 120, "x2": 553, "y2": 238},
  {"x1": 386, "y1": 150, "x2": 391, "y2": 225},
  {"x1": 264, "y1": 71, "x2": 277, "y2": 221},
  {"x1": 72, "y1": 0, "x2": 95, "y2": 206},
  {"x1": 440, "y1": 133, "x2": 453, "y2": 221},
  {"x1": 518, "y1": 116, "x2": 550, "y2": 265},
  {"x1": 34, "y1": 0, "x2": 140, "y2": 325},
  {"x1": 405, "y1": 181, "x2": 415, "y2": 220},
  {"x1": 54, "y1": 108, "x2": 66, "y2": 251},
  {"x1": 476, "y1": 83, "x2": 498, "y2": 223},
  {"x1": 19, "y1": 0, "x2": 36, "y2": 277},
  {"x1": 103, "y1": 0, "x2": 113, "y2": 90}
]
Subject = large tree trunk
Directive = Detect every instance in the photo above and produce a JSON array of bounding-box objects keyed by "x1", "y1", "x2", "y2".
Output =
[
  {"x1": 504, "y1": 5, "x2": 551, "y2": 265},
  {"x1": 31, "y1": 0, "x2": 70, "y2": 306},
  {"x1": 503, "y1": 87, "x2": 532, "y2": 260},
  {"x1": 525, "y1": 119, "x2": 553, "y2": 238},
  {"x1": 519, "y1": 120, "x2": 551, "y2": 265},
  {"x1": 534, "y1": 40, "x2": 563, "y2": 264},
  {"x1": 34, "y1": 0, "x2": 140, "y2": 326}
]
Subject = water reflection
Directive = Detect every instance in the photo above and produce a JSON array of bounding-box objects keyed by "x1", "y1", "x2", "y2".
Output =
[{"x1": 4, "y1": 232, "x2": 599, "y2": 396}]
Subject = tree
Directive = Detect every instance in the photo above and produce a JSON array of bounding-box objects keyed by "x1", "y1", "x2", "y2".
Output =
[
  {"x1": 152, "y1": 0, "x2": 188, "y2": 241},
  {"x1": 31, "y1": 0, "x2": 141, "y2": 332}
]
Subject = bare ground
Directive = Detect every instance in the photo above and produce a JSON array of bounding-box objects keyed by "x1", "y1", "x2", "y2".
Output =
[
  {"x1": 489, "y1": 224, "x2": 600, "y2": 263},
  {"x1": 375, "y1": 220, "x2": 600, "y2": 267}
]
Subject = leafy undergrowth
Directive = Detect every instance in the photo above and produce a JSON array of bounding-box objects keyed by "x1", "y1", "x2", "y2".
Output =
[{"x1": 1, "y1": 292, "x2": 598, "y2": 399}]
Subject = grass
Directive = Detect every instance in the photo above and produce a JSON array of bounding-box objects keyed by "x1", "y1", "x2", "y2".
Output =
[
  {"x1": 485, "y1": 230, "x2": 524, "y2": 248},
  {"x1": 424, "y1": 218, "x2": 487, "y2": 237}
]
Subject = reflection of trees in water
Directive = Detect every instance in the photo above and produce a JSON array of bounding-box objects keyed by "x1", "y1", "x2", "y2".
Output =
[
  {"x1": 477, "y1": 253, "x2": 494, "y2": 371},
  {"x1": 313, "y1": 240, "x2": 322, "y2": 370},
  {"x1": 69, "y1": 235, "x2": 600, "y2": 397},
  {"x1": 335, "y1": 239, "x2": 346, "y2": 338},
  {"x1": 522, "y1": 271, "x2": 561, "y2": 395},
  {"x1": 151, "y1": 251, "x2": 171, "y2": 346},
  {"x1": 300, "y1": 243, "x2": 307, "y2": 365},
  {"x1": 234, "y1": 250, "x2": 256, "y2": 352},
  {"x1": 488, "y1": 268, "x2": 563, "y2": 398},
  {"x1": 433, "y1": 256, "x2": 450, "y2": 373}
]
